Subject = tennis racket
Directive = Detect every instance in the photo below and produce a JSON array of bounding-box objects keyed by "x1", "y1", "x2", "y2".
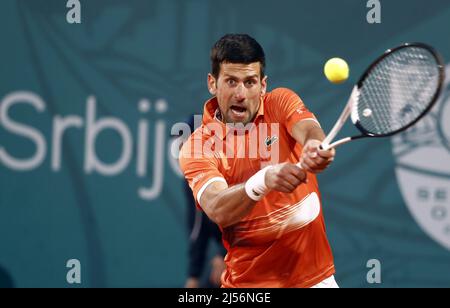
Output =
[{"x1": 319, "y1": 42, "x2": 445, "y2": 151}]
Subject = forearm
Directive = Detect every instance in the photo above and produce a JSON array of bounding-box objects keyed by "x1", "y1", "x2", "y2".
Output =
[
  {"x1": 303, "y1": 126, "x2": 326, "y2": 144},
  {"x1": 200, "y1": 163, "x2": 306, "y2": 228},
  {"x1": 188, "y1": 222, "x2": 209, "y2": 277},
  {"x1": 292, "y1": 120, "x2": 325, "y2": 145},
  {"x1": 292, "y1": 120, "x2": 336, "y2": 173},
  {"x1": 203, "y1": 183, "x2": 256, "y2": 228}
]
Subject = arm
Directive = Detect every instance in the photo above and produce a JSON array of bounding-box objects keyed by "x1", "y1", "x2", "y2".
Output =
[
  {"x1": 200, "y1": 181, "x2": 254, "y2": 229},
  {"x1": 209, "y1": 254, "x2": 226, "y2": 287},
  {"x1": 200, "y1": 164, "x2": 306, "y2": 228},
  {"x1": 185, "y1": 210, "x2": 210, "y2": 287},
  {"x1": 291, "y1": 120, "x2": 336, "y2": 173},
  {"x1": 268, "y1": 88, "x2": 335, "y2": 173},
  {"x1": 292, "y1": 119, "x2": 325, "y2": 145},
  {"x1": 179, "y1": 142, "x2": 264, "y2": 229}
]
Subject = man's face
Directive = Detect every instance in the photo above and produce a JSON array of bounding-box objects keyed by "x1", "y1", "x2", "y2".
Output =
[{"x1": 208, "y1": 62, "x2": 267, "y2": 125}]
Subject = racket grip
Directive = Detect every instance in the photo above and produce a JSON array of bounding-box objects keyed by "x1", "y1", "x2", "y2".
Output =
[
  {"x1": 319, "y1": 143, "x2": 331, "y2": 151},
  {"x1": 298, "y1": 142, "x2": 332, "y2": 169}
]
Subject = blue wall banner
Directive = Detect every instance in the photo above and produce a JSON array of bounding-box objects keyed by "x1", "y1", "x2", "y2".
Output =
[{"x1": 1, "y1": 0, "x2": 450, "y2": 288}]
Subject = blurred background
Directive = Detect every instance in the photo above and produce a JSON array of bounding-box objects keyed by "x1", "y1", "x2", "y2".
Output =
[{"x1": 1, "y1": 0, "x2": 450, "y2": 287}]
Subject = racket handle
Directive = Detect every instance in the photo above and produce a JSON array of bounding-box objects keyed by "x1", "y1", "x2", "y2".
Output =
[
  {"x1": 319, "y1": 143, "x2": 331, "y2": 151},
  {"x1": 297, "y1": 143, "x2": 330, "y2": 169}
]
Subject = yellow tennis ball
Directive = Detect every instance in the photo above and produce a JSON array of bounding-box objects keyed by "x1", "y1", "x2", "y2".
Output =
[{"x1": 324, "y1": 58, "x2": 349, "y2": 84}]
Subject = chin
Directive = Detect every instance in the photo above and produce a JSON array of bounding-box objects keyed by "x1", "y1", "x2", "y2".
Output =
[{"x1": 228, "y1": 118, "x2": 250, "y2": 126}]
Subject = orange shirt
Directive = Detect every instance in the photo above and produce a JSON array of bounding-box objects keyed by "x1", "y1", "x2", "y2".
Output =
[{"x1": 179, "y1": 88, "x2": 335, "y2": 288}]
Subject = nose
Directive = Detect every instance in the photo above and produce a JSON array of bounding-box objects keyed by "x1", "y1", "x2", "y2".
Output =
[{"x1": 234, "y1": 83, "x2": 246, "y2": 102}]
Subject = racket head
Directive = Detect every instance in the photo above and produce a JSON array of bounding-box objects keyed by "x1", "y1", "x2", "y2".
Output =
[{"x1": 351, "y1": 43, "x2": 445, "y2": 138}]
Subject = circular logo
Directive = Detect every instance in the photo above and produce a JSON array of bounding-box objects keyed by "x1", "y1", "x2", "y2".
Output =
[{"x1": 392, "y1": 64, "x2": 450, "y2": 251}]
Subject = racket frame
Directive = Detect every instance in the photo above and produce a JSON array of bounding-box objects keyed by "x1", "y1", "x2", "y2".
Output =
[{"x1": 321, "y1": 42, "x2": 445, "y2": 151}]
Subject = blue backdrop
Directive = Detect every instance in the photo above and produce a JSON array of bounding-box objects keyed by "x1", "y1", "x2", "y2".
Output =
[{"x1": 1, "y1": 0, "x2": 450, "y2": 287}]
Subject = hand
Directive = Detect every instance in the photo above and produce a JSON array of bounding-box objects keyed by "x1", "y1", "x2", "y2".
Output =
[
  {"x1": 300, "y1": 139, "x2": 335, "y2": 173},
  {"x1": 209, "y1": 255, "x2": 226, "y2": 287},
  {"x1": 184, "y1": 277, "x2": 200, "y2": 288},
  {"x1": 265, "y1": 163, "x2": 307, "y2": 193}
]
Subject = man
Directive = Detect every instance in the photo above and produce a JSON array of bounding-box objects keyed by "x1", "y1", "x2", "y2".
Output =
[{"x1": 179, "y1": 34, "x2": 337, "y2": 288}]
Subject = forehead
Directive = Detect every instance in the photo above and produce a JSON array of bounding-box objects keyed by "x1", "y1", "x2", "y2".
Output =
[{"x1": 219, "y1": 62, "x2": 261, "y2": 78}]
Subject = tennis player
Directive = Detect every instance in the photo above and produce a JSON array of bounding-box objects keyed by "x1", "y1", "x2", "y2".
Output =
[{"x1": 179, "y1": 34, "x2": 338, "y2": 288}]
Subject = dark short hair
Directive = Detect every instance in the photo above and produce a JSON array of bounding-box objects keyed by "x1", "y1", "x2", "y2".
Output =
[{"x1": 210, "y1": 34, "x2": 266, "y2": 79}]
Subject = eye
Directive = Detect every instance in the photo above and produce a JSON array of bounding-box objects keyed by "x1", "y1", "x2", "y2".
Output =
[
  {"x1": 227, "y1": 79, "x2": 236, "y2": 86},
  {"x1": 245, "y1": 80, "x2": 256, "y2": 87}
]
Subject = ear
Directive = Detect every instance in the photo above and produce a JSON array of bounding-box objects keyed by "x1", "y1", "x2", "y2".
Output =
[
  {"x1": 207, "y1": 74, "x2": 217, "y2": 96},
  {"x1": 260, "y1": 75, "x2": 268, "y2": 96}
]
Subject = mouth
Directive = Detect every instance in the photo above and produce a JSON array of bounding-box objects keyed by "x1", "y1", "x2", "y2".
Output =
[{"x1": 229, "y1": 105, "x2": 247, "y2": 118}]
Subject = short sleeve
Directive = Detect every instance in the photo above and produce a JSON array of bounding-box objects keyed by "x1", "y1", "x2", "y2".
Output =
[
  {"x1": 179, "y1": 134, "x2": 227, "y2": 209},
  {"x1": 270, "y1": 88, "x2": 319, "y2": 135}
]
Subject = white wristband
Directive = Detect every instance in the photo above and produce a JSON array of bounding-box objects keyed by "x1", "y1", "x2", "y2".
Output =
[{"x1": 244, "y1": 166, "x2": 272, "y2": 201}]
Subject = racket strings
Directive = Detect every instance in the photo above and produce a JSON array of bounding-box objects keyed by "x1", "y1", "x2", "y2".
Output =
[{"x1": 357, "y1": 47, "x2": 441, "y2": 135}]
